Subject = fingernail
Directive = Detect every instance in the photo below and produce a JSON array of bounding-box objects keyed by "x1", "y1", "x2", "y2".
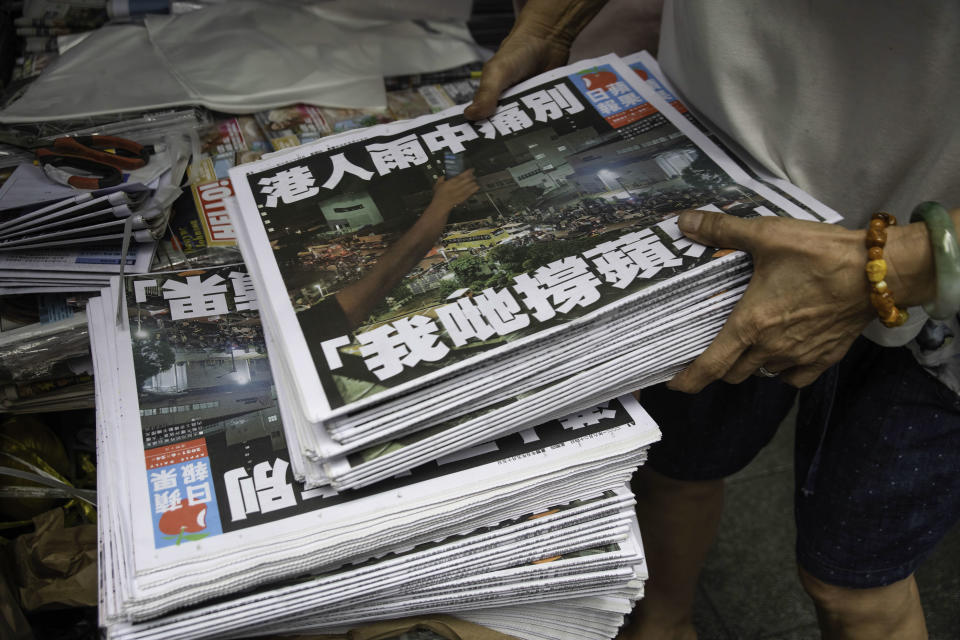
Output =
[{"x1": 678, "y1": 210, "x2": 703, "y2": 233}]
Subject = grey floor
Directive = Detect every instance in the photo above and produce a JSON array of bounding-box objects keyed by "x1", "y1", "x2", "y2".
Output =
[{"x1": 692, "y1": 403, "x2": 960, "y2": 639}]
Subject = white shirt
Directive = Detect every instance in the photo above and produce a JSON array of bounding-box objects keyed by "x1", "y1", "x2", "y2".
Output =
[{"x1": 658, "y1": 0, "x2": 960, "y2": 230}]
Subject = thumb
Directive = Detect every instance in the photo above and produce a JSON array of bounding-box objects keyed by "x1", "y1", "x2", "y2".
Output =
[
  {"x1": 464, "y1": 51, "x2": 534, "y2": 121},
  {"x1": 464, "y1": 82, "x2": 502, "y2": 121},
  {"x1": 677, "y1": 210, "x2": 758, "y2": 252},
  {"x1": 464, "y1": 70, "x2": 510, "y2": 121}
]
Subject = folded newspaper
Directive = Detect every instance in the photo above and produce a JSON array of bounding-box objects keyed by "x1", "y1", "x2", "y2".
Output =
[{"x1": 225, "y1": 53, "x2": 838, "y2": 491}]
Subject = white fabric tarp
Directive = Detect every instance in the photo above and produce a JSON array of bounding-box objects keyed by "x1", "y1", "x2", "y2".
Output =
[{"x1": 0, "y1": 0, "x2": 484, "y2": 123}]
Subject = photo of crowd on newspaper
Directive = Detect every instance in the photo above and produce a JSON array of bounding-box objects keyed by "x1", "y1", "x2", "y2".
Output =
[{"x1": 242, "y1": 63, "x2": 784, "y2": 406}]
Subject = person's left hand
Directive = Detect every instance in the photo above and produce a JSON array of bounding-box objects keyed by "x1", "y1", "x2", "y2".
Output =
[{"x1": 667, "y1": 210, "x2": 876, "y2": 392}]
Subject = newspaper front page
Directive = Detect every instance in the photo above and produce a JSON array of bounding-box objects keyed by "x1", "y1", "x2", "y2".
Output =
[{"x1": 229, "y1": 54, "x2": 809, "y2": 423}]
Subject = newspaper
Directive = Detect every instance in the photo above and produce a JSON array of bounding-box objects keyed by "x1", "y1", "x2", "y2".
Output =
[
  {"x1": 0, "y1": 310, "x2": 94, "y2": 411},
  {"x1": 107, "y1": 489, "x2": 640, "y2": 640},
  {"x1": 0, "y1": 312, "x2": 91, "y2": 385},
  {"x1": 461, "y1": 596, "x2": 639, "y2": 640},
  {"x1": 91, "y1": 276, "x2": 659, "y2": 619},
  {"x1": 229, "y1": 53, "x2": 813, "y2": 424},
  {"x1": 622, "y1": 51, "x2": 842, "y2": 224},
  {"x1": 161, "y1": 178, "x2": 244, "y2": 269},
  {"x1": 386, "y1": 88, "x2": 434, "y2": 120},
  {"x1": 255, "y1": 104, "x2": 333, "y2": 151},
  {"x1": 0, "y1": 243, "x2": 155, "y2": 273}
]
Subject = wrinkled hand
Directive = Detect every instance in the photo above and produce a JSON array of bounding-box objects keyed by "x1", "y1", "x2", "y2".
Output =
[
  {"x1": 667, "y1": 210, "x2": 876, "y2": 392},
  {"x1": 430, "y1": 169, "x2": 479, "y2": 210},
  {"x1": 464, "y1": 35, "x2": 570, "y2": 120}
]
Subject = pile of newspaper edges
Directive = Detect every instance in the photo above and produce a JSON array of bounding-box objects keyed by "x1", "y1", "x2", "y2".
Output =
[
  {"x1": 91, "y1": 273, "x2": 659, "y2": 638},
  {"x1": 87, "y1": 51, "x2": 839, "y2": 639},
  {"x1": 0, "y1": 110, "x2": 197, "y2": 294}
]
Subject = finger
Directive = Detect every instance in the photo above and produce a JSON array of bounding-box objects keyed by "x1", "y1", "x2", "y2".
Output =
[
  {"x1": 450, "y1": 168, "x2": 475, "y2": 181},
  {"x1": 464, "y1": 53, "x2": 532, "y2": 121},
  {"x1": 722, "y1": 347, "x2": 777, "y2": 384},
  {"x1": 667, "y1": 317, "x2": 752, "y2": 393},
  {"x1": 779, "y1": 364, "x2": 828, "y2": 389},
  {"x1": 678, "y1": 210, "x2": 761, "y2": 254},
  {"x1": 778, "y1": 340, "x2": 852, "y2": 388}
]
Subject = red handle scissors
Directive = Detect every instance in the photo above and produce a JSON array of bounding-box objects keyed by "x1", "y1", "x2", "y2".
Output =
[{"x1": 36, "y1": 135, "x2": 156, "y2": 189}]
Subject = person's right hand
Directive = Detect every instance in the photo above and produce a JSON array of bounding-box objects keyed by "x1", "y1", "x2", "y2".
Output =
[
  {"x1": 430, "y1": 169, "x2": 479, "y2": 211},
  {"x1": 464, "y1": 31, "x2": 571, "y2": 121},
  {"x1": 464, "y1": 0, "x2": 609, "y2": 121}
]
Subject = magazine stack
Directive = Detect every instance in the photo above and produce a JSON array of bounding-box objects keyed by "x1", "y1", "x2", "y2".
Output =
[
  {"x1": 87, "y1": 266, "x2": 660, "y2": 638},
  {"x1": 226, "y1": 53, "x2": 839, "y2": 491}
]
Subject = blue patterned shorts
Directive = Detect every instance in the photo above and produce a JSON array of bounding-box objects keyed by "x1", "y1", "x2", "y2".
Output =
[{"x1": 639, "y1": 336, "x2": 960, "y2": 588}]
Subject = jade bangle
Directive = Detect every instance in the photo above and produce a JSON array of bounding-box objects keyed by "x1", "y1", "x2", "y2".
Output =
[{"x1": 910, "y1": 201, "x2": 960, "y2": 320}]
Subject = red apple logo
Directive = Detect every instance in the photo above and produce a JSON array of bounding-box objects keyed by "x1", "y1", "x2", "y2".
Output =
[
  {"x1": 581, "y1": 70, "x2": 619, "y2": 91},
  {"x1": 158, "y1": 499, "x2": 210, "y2": 545}
]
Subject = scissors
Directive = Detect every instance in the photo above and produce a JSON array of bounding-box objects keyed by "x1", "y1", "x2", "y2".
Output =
[{"x1": 35, "y1": 135, "x2": 156, "y2": 190}]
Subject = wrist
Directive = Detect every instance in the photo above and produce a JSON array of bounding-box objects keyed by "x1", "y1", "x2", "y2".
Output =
[
  {"x1": 884, "y1": 207, "x2": 960, "y2": 307},
  {"x1": 423, "y1": 202, "x2": 453, "y2": 218},
  {"x1": 884, "y1": 219, "x2": 938, "y2": 307}
]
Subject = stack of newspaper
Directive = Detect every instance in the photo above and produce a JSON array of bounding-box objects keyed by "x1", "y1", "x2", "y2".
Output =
[
  {"x1": 0, "y1": 111, "x2": 197, "y2": 294},
  {"x1": 86, "y1": 266, "x2": 660, "y2": 638},
  {"x1": 0, "y1": 186, "x2": 157, "y2": 294},
  {"x1": 225, "y1": 53, "x2": 839, "y2": 491}
]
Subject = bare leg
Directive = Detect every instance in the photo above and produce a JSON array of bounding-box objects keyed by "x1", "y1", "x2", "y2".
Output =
[
  {"x1": 617, "y1": 467, "x2": 725, "y2": 640},
  {"x1": 799, "y1": 567, "x2": 927, "y2": 640}
]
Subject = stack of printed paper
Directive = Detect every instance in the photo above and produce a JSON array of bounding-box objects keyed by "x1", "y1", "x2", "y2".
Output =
[
  {"x1": 0, "y1": 188, "x2": 156, "y2": 294},
  {"x1": 0, "y1": 119, "x2": 194, "y2": 294},
  {"x1": 225, "y1": 53, "x2": 839, "y2": 491},
  {"x1": 86, "y1": 269, "x2": 659, "y2": 639},
  {"x1": 85, "y1": 50, "x2": 842, "y2": 640},
  {"x1": 0, "y1": 171, "x2": 166, "y2": 295}
]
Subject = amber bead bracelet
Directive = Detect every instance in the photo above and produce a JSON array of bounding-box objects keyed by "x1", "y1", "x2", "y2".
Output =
[{"x1": 865, "y1": 212, "x2": 908, "y2": 328}]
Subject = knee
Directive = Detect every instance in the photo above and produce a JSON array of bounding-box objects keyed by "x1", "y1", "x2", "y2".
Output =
[
  {"x1": 797, "y1": 566, "x2": 919, "y2": 622},
  {"x1": 798, "y1": 567, "x2": 853, "y2": 613}
]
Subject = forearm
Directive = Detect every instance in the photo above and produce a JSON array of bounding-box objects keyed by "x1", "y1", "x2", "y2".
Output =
[
  {"x1": 374, "y1": 203, "x2": 451, "y2": 283},
  {"x1": 335, "y1": 205, "x2": 451, "y2": 327},
  {"x1": 508, "y1": 0, "x2": 609, "y2": 48},
  {"x1": 883, "y1": 206, "x2": 959, "y2": 307}
]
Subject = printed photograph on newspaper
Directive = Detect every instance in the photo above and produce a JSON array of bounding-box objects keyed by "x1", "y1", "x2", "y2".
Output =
[{"x1": 237, "y1": 56, "x2": 790, "y2": 410}]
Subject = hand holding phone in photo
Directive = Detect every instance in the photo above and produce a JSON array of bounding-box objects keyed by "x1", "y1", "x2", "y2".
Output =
[
  {"x1": 430, "y1": 168, "x2": 478, "y2": 213},
  {"x1": 443, "y1": 151, "x2": 465, "y2": 177}
]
